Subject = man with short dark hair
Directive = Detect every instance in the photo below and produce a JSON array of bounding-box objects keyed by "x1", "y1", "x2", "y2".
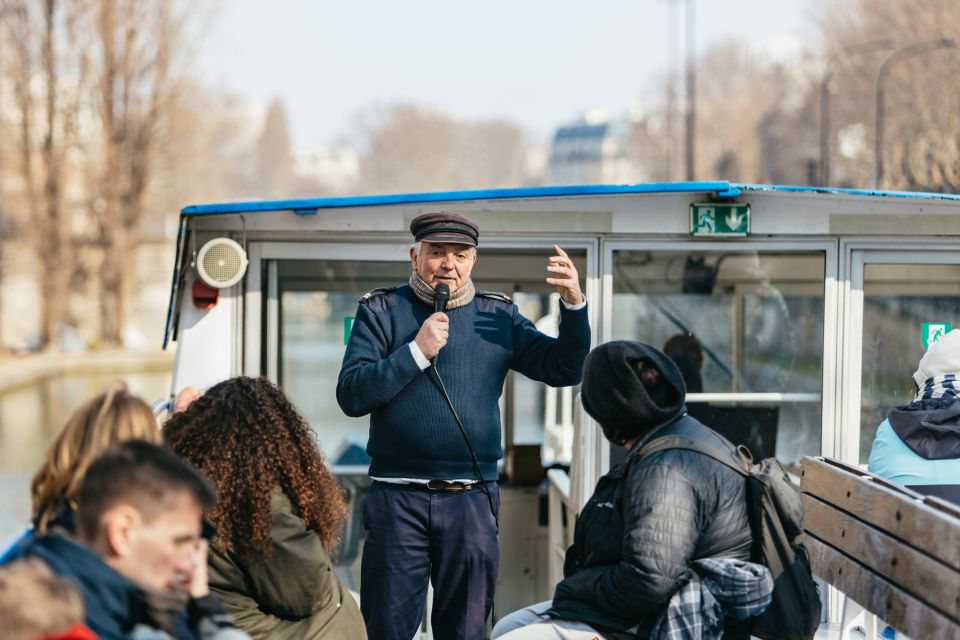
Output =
[
  {"x1": 338, "y1": 211, "x2": 591, "y2": 639},
  {"x1": 14, "y1": 440, "x2": 247, "y2": 640}
]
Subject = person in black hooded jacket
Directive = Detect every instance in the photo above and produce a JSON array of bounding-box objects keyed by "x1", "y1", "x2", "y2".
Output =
[{"x1": 492, "y1": 341, "x2": 753, "y2": 639}]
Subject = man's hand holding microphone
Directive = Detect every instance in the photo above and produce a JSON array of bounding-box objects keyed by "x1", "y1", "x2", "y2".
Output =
[{"x1": 416, "y1": 283, "x2": 450, "y2": 362}]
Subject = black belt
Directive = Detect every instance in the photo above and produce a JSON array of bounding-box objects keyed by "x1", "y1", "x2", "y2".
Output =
[{"x1": 376, "y1": 480, "x2": 490, "y2": 493}]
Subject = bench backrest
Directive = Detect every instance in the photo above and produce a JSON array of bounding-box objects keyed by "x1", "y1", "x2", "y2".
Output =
[{"x1": 800, "y1": 456, "x2": 960, "y2": 638}]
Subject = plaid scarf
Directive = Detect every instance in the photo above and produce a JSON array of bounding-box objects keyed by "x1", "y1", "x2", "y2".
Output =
[
  {"x1": 409, "y1": 271, "x2": 475, "y2": 310},
  {"x1": 650, "y1": 558, "x2": 773, "y2": 640},
  {"x1": 915, "y1": 374, "x2": 960, "y2": 401}
]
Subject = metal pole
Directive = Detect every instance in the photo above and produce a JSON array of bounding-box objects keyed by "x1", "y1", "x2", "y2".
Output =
[
  {"x1": 666, "y1": 0, "x2": 677, "y2": 181},
  {"x1": 819, "y1": 39, "x2": 895, "y2": 186},
  {"x1": 684, "y1": 0, "x2": 695, "y2": 181},
  {"x1": 875, "y1": 38, "x2": 956, "y2": 188}
]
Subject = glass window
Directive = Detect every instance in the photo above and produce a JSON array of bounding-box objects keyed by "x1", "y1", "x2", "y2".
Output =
[
  {"x1": 278, "y1": 260, "x2": 409, "y2": 458},
  {"x1": 472, "y1": 249, "x2": 587, "y2": 465},
  {"x1": 611, "y1": 250, "x2": 825, "y2": 466},
  {"x1": 506, "y1": 291, "x2": 577, "y2": 463},
  {"x1": 860, "y1": 263, "x2": 960, "y2": 463}
]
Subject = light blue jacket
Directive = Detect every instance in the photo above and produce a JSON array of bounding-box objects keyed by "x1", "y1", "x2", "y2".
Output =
[{"x1": 868, "y1": 418, "x2": 960, "y2": 486}]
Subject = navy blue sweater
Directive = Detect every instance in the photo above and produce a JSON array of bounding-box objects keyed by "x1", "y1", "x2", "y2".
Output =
[{"x1": 336, "y1": 285, "x2": 591, "y2": 480}]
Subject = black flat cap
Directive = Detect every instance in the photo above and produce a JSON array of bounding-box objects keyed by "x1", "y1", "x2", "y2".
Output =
[{"x1": 410, "y1": 211, "x2": 479, "y2": 247}]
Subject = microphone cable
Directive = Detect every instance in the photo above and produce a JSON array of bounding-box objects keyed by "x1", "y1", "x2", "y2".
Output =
[
  {"x1": 429, "y1": 283, "x2": 499, "y2": 528},
  {"x1": 430, "y1": 366, "x2": 499, "y2": 529}
]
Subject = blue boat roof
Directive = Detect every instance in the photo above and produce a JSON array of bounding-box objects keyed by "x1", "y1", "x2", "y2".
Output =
[{"x1": 179, "y1": 182, "x2": 960, "y2": 217}]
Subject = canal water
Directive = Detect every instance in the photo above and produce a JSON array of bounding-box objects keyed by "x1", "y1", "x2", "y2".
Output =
[{"x1": 0, "y1": 370, "x2": 171, "y2": 544}]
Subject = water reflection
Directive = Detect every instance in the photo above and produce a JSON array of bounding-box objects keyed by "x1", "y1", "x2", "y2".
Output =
[{"x1": 0, "y1": 371, "x2": 170, "y2": 542}]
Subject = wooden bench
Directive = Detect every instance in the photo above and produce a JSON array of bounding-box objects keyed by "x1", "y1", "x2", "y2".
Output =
[{"x1": 800, "y1": 456, "x2": 960, "y2": 638}]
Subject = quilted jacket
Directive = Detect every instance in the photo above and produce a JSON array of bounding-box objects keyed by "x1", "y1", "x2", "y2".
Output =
[{"x1": 550, "y1": 415, "x2": 752, "y2": 636}]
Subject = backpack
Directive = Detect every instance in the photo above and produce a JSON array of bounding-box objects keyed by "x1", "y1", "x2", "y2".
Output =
[{"x1": 639, "y1": 428, "x2": 822, "y2": 640}]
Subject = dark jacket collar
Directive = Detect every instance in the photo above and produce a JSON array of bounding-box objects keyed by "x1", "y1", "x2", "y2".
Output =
[
  {"x1": 20, "y1": 533, "x2": 146, "y2": 640},
  {"x1": 888, "y1": 396, "x2": 960, "y2": 460}
]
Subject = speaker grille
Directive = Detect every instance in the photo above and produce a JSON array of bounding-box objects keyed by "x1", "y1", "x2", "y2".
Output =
[
  {"x1": 196, "y1": 237, "x2": 248, "y2": 288},
  {"x1": 202, "y1": 243, "x2": 243, "y2": 282}
]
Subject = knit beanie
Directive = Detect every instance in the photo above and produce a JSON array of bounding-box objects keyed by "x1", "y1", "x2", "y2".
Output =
[
  {"x1": 580, "y1": 340, "x2": 687, "y2": 444},
  {"x1": 913, "y1": 329, "x2": 960, "y2": 387}
]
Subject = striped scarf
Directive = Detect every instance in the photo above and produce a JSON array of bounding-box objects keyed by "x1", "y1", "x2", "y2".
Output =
[
  {"x1": 409, "y1": 271, "x2": 475, "y2": 310},
  {"x1": 915, "y1": 374, "x2": 960, "y2": 401}
]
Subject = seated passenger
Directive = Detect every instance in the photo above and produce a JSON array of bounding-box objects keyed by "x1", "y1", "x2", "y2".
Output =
[
  {"x1": 0, "y1": 383, "x2": 162, "y2": 564},
  {"x1": 493, "y1": 341, "x2": 765, "y2": 640},
  {"x1": 163, "y1": 376, "x2": 366, "y2": 639},
  {"x1": 663, "y1": 333, "x2": 704, "y2": 393},
  {"x1": 869, "y1": 329, "x2": 960, "y2": 503},
  {"x1": 11, "y1": 440, "x2": 247, "y2": 640}
]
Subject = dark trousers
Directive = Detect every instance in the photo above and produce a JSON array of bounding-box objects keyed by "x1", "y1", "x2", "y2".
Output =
[{"x1": 360, "y1": 481, "x2": 500, "y2": 640}]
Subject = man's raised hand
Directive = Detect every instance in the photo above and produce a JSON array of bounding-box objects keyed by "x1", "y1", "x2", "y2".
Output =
[{"x1": 546, "y1": 245, "x2": 584, "y2": 306}]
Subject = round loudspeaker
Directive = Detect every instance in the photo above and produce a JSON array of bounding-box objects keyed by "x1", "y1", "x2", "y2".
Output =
[{"x1": 196, "y1": 237, "x2": 248, "y2": 288}]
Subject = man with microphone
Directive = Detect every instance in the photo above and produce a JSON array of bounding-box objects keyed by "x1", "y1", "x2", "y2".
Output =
[{"x1": 337, "y1": 211, "x2": 590, "y2": 640}]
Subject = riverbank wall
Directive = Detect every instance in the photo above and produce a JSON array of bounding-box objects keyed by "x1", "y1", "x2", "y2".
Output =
[{"x1": 0, "y1": 349, "x2": 174, "y2": 396}]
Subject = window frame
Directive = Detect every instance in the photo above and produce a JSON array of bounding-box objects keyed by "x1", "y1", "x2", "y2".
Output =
[
  {"x1": 841, "y1": 240, "x2": 960, "y2": 464},
  {"x1": 601, "y1": 238, "x2": 839, "y2": 473}
]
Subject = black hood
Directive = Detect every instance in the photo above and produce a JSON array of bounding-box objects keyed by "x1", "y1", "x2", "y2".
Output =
[
  {"x1": 888, "y1": 396, "x2": 960, "y2": 460},
  {"x1": 580, "y1": 341, "x2": 686, "y2": 444}
]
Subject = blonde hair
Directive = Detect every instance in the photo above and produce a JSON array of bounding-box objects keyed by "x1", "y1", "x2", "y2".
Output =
[
  {"x1": 31, "y1": 382, "x2": 161, "y2": 533},
  {"x1": 0, "y1": 559, "x2": 84, "y2": 639}
]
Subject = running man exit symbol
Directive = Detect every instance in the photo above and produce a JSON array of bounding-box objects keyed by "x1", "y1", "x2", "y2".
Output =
[
  {"x1": 690, "y1": 203, "x2": 750, "y2": 237},
  {"x1": 697, "y1": 208, "x2": 716, "y2": 233},
  {"x1": 922, "y1": 322, "x2": 952, "y2": 349}
]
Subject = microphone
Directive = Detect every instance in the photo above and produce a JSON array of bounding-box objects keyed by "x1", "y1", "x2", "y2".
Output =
[
  {"x1": 434, "y1": 283, "x2": 450, "y2": 313},
  {"x1": 432, "y1": 283, "x2": 450, "y2": 366}
]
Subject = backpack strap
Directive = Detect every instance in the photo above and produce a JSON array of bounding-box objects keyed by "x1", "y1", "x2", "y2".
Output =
[{"x1": 637, "y1": 434, "x2": 751, "y2": 478}]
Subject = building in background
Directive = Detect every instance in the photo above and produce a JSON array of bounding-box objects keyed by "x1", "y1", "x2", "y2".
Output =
[
  {"x1": 295, "y1": 148, "x2": 360, "y2": 195},
  {"x1": 547, "y1": 112, "x2": 645, "y2": 186}
]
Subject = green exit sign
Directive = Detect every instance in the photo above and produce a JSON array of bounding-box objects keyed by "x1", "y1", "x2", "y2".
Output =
[{"x1": 690, "y1": 203, "x2": 750, "y2": 237}]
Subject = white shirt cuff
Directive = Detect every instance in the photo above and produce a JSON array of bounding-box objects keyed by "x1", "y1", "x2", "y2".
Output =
[
  {"x1": 408, "y1": 341, "x2": 432, "y2": 370},
  {"x1": 560, "y1": 296, "x2": 587, "y2": 311}
]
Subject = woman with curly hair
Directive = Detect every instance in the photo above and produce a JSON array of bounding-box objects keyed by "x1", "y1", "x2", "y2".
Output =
[{"x1": 164, "y1": 376, "x2": 365, "y2": 639}]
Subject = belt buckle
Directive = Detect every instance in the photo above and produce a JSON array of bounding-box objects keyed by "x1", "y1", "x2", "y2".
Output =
[{"x1": 427, "y1": 480, "x2": 466, "y2": 492}]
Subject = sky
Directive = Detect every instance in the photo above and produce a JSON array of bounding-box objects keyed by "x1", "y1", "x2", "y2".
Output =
[{"x1": 199, "y1": 0, "x2": 818, "y2": 153}]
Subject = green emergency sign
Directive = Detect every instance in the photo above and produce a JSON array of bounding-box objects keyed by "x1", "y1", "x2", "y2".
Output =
[
  {"x1": 921, "y1": 322, "x2": 952, "y2": 349},
  {"x1": 690, "y1": 203, "x2": 750, "y2": 237},
  {"x1": 344, "y1": 317, "x2": 355, "y2": 345}
]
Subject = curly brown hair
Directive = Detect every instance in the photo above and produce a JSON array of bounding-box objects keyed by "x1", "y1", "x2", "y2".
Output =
[{"x1": 163, "y1": 377, "x2": 347, "y2": 558}]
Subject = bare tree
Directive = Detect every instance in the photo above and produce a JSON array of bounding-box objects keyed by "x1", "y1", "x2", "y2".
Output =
[
  {"x1": 255, "y1": 98, "x2": 296, "y2": 198},
  {"x1": 0, "y1": 0, "x2": 240, "y2": 348},
  {"x1": 355, "y1": 104, "x2": 528, "y2": 194},
  {"x1": 820, "y1": 0, "x2": 960, "y2": 190},
  {"x1": 0, "y1": 0, "x2": 85, "y2": 347},
  {"x1": 91, "y1": 0, "x2": 196, "y2": 345}
]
